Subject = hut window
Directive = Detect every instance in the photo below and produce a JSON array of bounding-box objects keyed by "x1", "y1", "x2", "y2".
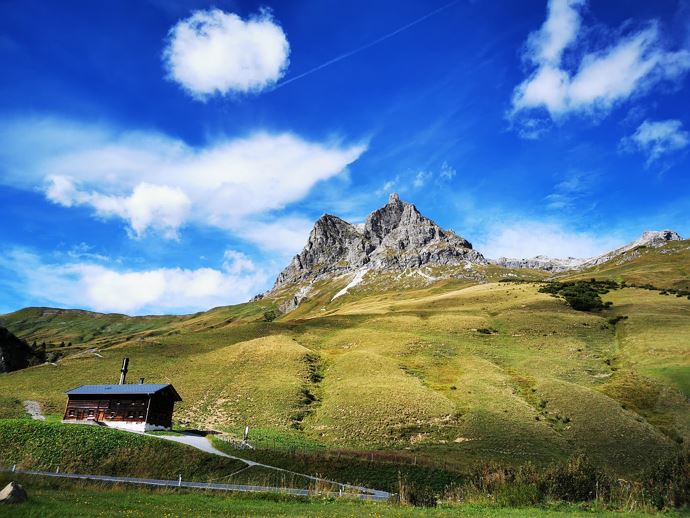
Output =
[
  {"x1": 88, "y1": 410, "x2": 94, "y2": 417},
  {"x1": 68, "y1": 409, "x2": 75, "y2": 417},
  {"x1": 127, "y1": 412, "x2": 134, "y2": 419},
  {"x1": 138, "y1": 413, "x2": 144, "y2": 419},
  {"x1": 110, "y1": 412, "x2": 116, "y2": 418}
]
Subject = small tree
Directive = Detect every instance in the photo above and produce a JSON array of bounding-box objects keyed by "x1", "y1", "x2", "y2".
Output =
[{"x1": 263, "y1": 309, "x2": 278, "y2": 322}]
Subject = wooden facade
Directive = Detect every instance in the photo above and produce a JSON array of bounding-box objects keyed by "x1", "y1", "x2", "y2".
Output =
[{"x1": 63, "y1": 384, "x2": 181, "y2": 432}]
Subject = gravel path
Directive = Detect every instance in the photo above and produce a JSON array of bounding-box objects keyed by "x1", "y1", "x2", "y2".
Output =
[
  {"x1": 152, "y1": 434, "x2": 258, "y2": 465},
  {"x1": 23, "y1": 400, "x2": 45, "y2": 420},
  {"x1": 148, "y1": 432, "x2": 390, "y2": 499}
]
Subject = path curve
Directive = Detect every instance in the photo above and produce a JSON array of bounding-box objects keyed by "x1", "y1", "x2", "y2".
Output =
[{"x1": 148, "y1": 432, "x2": 390, "y2": 499}]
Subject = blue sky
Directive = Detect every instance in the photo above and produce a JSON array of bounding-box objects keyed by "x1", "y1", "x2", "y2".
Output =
[{"x1": 1, "y1": 0, "x2": 689, "y2": 315}]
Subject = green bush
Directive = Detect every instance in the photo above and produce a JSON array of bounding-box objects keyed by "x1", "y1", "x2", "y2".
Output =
[
  {"x1": 263, "y1": 309, "x2": 278, "y2": 322},
  {"x1": 539, "y1": 280, "x2": 618, "y2": 312}
]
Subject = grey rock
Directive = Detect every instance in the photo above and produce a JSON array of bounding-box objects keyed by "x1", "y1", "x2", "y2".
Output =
[
  {"x1": 490, "y1": 230, "x2": 683, "y2": 273},
  {"x1": 493, "y1": 256, "x2": 585, "y2": 273},
  {"x1": 0, "y1": 481, "x2": 28, "y2": 504},
  {"x1": 272, "y1": 193, "x2": 485, "y2": 291}
]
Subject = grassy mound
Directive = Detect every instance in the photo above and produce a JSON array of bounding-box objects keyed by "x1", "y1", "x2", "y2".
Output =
[{"x1": 0, "y1": 420, "x2": 244, "y2": 480}]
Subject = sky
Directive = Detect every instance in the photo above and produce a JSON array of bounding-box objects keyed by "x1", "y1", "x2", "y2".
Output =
[{"x1": 1, "y1": 0, "x2": 689, "y2": 315}]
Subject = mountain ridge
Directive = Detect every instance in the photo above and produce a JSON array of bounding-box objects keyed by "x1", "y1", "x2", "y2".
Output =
[
  {"x1": 493, "y1": 230, "x2": 683, "y2": 273},
  {"x1": 269, "y1": 194, "x2": 684, "y2": 311}
]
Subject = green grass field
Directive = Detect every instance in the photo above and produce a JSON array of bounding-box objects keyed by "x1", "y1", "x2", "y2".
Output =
[{"x1": 0, "y1": 474, "x2": 686, "y2": 517}]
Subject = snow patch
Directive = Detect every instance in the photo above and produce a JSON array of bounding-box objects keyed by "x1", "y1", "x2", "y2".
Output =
[{"x1": 332, "y1": 269, "x2": 368, "y2": 300}]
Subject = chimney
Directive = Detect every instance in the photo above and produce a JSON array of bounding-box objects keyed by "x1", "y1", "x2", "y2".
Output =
[
  {"x1": 119, "y1": 357, "x2": 129, "y2": 385},
  {"x1": 139, "y1": 377, "x2": 145, "y2": 384}
]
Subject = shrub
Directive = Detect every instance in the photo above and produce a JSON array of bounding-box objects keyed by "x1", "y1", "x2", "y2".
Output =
[
  {"x1": 608, "y1": 315, "x2": 628, "y2": 326},
  {"x1": 539, "y1": 280, "x2": 617, "y2": 312},
  {"x1": 263, "y1": 310, "x2": 278, "y2": 322},
  {"x1": 541, "y1": 455, "x2": 602, "y2": 502}
]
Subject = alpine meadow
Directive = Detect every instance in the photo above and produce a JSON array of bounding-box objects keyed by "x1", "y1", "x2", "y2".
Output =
[{"x1": 1, "y1": 0, "x2": 690, "y2": 516}]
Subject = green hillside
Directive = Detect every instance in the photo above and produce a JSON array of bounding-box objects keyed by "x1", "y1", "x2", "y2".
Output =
[
  {"x1": 561, "y1": 239, "x2": 690, "y2": 290},
  {"x1": 1, "y1": 251, "x2": 689, "y2": 480}
]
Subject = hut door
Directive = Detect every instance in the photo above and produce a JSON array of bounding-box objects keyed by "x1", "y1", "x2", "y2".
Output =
[{"x1": 97, "y1": 410, "x2": 105, "y2": 422}]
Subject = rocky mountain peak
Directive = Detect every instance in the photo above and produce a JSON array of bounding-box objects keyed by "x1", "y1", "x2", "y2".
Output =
[{"x1": 272, "y1": 194, "x2": 485, "y2": 292}]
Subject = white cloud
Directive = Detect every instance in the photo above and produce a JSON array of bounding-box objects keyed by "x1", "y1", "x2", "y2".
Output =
[
  {"x1": 46, "y1": 179, "x2": 191, "y2": 239},
  {"x1": 475, "y1": 221, "x2": 621, "y2": 259},
  {"x1": 163, "y1": 8, "x2": 290, "y2": 98},
  {"x1": 0, "y1": 117, "x2": 366, "y2": 253},
  {"x1": 621, "y1": 119, "x2": 690, "y2": 164},
  {"x1": 377, "y1": 163, "x2": 457, "y2": 195},
  {"x1": 511, "y1": 0, "x2": 690, "y2": 122},
  {"x1": 0, "y1": 248, "x2": 268, "y2": 315},
  {"x1": 413, "y1": 171, "x2": 431, "y2": 188},
  {"x1": 439, "y1": 162, "x2": 457, "y2": 181},
  {"x1": 230, "y1": 216, "x2": 315, "y2": 255},
  {"x1": 544, "y1": 170, "x2": 597, "y2": 210}
]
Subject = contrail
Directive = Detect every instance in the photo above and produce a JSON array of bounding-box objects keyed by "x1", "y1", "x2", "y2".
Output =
[{"x1": 270, "y1": 0, "x2": 462, "y2": 91}]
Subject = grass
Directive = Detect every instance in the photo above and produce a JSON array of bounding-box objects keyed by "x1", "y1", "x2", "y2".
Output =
[
  {"x1": 0, "y1": 474, "x2": 685, "y2": 517},
  {"x1": 0, "y1": 419, "x2": 249, "y2": 482}
]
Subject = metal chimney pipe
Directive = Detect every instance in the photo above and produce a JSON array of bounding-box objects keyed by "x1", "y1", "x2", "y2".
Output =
[{"x1": 119, "y1": 357, "x2": 129, "y2": 385}]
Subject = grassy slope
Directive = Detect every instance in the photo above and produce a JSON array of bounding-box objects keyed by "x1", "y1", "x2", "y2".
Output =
[
  {"x1": 0, "y1": 420, "x2": 326, "y2": 488},
  {"x1": 0, "y1": 420, "x2": 245, "y2": 480},
  {"x1": 0, "y1": 249, "x2": 689, "y2": 478},
  {"x1": 561, "y1": 239, "x2": 690, "y2": 290}
]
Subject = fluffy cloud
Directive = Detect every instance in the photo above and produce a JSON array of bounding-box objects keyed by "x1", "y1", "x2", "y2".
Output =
[
  {"x1": 163, "y1": 8, "x2": 290, "y2": 98},
  {"x1": 0, "y1": 117, "x2": 366, "y2": 252},
  {"x1": 0, "y1": 248, "x2": 268, "y2": 314},
  {"x1": 511, "y1": 0, "x2": 690, "y2": 121},
  {"x1": 621, "y1": 119, "x2": 690, "y2": 165},
  {"x1": 46, "y1": 179, "x2": 191, "y2": 239},
  {"x1": 475, "y1": 221, "x2": 621, "y2": 259}
]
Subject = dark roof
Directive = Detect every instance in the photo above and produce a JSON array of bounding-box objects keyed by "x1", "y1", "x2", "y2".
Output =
[{"x1": 65, "y1": 384, "x2": 182, "y2": 401}]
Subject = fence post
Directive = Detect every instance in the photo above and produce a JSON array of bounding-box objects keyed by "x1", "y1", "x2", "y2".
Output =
[
  {"x1": 56, "y1": 466, "x2": 60, "y2": 474},
  {"x1": 11, "y1": 464, "x2": 16, "y2": 473},
  {"x1": 178, "y1": 474, "x2": 182, "y2": 487}
]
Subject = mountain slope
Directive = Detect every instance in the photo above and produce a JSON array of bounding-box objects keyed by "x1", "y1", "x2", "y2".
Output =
[{"x1": 563, "y1": 238, "x2": 690, "y2": 290}]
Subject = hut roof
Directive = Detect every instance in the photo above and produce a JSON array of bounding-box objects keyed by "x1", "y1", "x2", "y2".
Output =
[{"x1": 65, "y1": 384, "x2": 182, "y2": 401}]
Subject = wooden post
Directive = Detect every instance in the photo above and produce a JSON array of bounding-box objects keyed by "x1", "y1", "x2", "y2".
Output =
[{"x1": 178, "y1": 474, "x2": 182, "y2": 487}]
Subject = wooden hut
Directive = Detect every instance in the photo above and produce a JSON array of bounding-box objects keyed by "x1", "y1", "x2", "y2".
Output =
[{"x1": 63, "y1": 358, "x2": 181, "y2": 432}]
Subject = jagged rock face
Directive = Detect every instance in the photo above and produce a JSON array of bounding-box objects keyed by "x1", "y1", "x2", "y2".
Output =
[
  {"x1": 273, "y1": 193, "x2": 485, "y2": 290},
  {"x1": 273, "y1": 215, "x2": 370, "y2": 288},
  {"x1": 493, "y1": 255, "x2": 585, "y2": 273}
]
